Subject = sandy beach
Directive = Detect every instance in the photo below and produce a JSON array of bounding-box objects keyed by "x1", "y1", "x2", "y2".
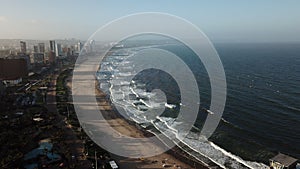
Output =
[
  {"x1": 95, "y1": 83, "x2": 210, "y2": 169},
  {"x1": 71, "y1": 56, "x2": 218, "y2": 169}
]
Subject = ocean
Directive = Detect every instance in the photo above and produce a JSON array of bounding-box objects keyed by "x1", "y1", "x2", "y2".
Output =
[{"x1": 96, "y1": 40, "x2": 300, "y2": 169}]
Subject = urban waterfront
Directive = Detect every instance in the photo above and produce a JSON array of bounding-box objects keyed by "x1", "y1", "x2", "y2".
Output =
[{"x1": 1, "y1": 1, "x2": 300, "y2": 169}]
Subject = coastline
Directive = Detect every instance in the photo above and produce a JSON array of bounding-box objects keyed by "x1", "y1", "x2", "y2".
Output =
[{"x1": 95, "y1": 80, "x2": 221, "y2": 169}]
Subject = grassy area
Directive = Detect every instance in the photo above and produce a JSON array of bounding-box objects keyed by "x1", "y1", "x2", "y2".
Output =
[{"x1": 56, "y1": 69, "x2": 71, "y2": 116}]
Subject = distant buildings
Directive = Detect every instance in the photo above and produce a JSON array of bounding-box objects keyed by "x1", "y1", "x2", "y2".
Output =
[
  {"x1": 77, "y1": 42, "x2": 83, "y2": 52},
  {"x1": 32, "y1": 53, "x2": 44, "y2": 64},
  {"x1": 0, "y1": 39, "x2": 81, "y2": 70},
  {"x1": 55, "y1": 43, "x2": 62, "y2": 57},
  {"x1": 84, "y1": 40, "x2": 95, "y2": 53},
  {"x1": 48, "y1": 51, "x2": 56, "y2": 64},
  {"x1": 38, "y1": 43, "x2": 45, "y2": 53},
  {"x1": 20, "y1": 41, "x2": 27, "y2": 54},
  {"x1": 33, "y1": 45, "x2": 39, "y2": 53},
  {"x1": 0, "y1": 49, "x2": 13, "y2": 58},
  {"x1": 90, "y1": 40, "x2": 95, "y2": 51},
  {"x1": 49, "y1": 40, "x2": 56, "y2": 53},
  {"x1": 19, "y1": 54, "x2": 31, "y2": 70},
  {"x1": 75, "y1": 40, "x2": 96, "y2": 54},
  {"x1": 0, "y1": 58, "x2": 28, "y2": 86},
  {"x1": 48, "y1": 40, "x2": 57, "y2": 64},
  {"x1": 32, "y1": 43, "x2": 45, "y2": 65}
]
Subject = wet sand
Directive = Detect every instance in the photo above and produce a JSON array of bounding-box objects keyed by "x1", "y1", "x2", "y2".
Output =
[
  {"x1": 72, "y1": 56, "x2": 212, "y2": 169},
  {"x1": 95, "y1": 83, "x2": 209, "y2": 169}
]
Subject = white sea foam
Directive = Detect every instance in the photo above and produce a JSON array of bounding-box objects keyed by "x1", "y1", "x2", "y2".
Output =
[
  {"x1": 165, "y1": 103, "x2": 176, "y2": 109},
  {"x1": 153, "y1": 116, "x2": 268, "y2": 169},
  {"x1": 98, "y1": 46, "x2": 269, "y2": 169}
]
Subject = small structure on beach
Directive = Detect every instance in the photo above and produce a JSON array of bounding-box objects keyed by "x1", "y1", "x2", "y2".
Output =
[
  {"x1": 108, "y1": 160, "x2": 119, "y2": 169},
  {"x1": 269, "y1": 153, "x2": 299, "y2": 169}
]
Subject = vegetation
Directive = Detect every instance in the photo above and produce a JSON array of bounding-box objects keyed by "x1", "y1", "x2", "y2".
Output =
[
  {"x1": 0, "y1": 106, "x2": 48, "y2": 168},
  {"x1": 55, "y1": 68, "x2": 110, "y2": 163}
]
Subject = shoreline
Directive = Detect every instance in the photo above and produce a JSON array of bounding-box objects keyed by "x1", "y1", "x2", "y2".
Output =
[{"x1": 95, "y1": 80, "x2": 221, "y2": 169}]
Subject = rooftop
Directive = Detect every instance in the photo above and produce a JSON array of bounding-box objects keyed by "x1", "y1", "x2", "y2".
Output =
[{"x1": 270, "y1": 153, "x2": 299, "y2": 167}]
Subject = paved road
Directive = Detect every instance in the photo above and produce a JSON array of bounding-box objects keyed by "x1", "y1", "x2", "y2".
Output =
[
  {"x1": 46, "y1": 71, "x2": 92, "y2": 169},
  {"x1": 46, "y1": 74, "x2": 58, "y2": 113}
]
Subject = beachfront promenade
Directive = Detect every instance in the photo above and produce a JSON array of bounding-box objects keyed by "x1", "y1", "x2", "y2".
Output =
[
  {"x1": 72, "y1": 55, "x2": 214, "y2": 169},
  {"x1": 46, "y1": 69, "x2": 92, "y2": 169}
]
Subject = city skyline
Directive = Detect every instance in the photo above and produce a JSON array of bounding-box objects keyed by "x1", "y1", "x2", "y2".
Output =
[
  {"x1": 0, "y1": 1, "x2": 300, "y2": 43},
  {"x1": 1, "y1": 2, "x2": 300, "y2": 168}
]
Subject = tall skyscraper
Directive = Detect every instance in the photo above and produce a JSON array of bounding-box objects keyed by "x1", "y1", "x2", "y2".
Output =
[
  {"x1": 89, "y1": 40, "x2": 95, "y2": 52},
  {"x1": 20, "y1": 41, "x2": 27, "y2": 53},
  {"x1": 77, "y1": 42, "x2": 83, "y2": 52},
  {"x1": 38, "y1": 43, "x2": 45, "y2": 53},
  {"x1": 49, "y1": 40, "x2": 56, "y2": 53},
  {"x1": 55, "y1": 43, "x2": 62, "y2": 57}
]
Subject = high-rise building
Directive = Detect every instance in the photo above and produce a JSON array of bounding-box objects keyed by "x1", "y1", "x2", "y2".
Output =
[
  {"x1": 38, "y1": 43, "x2": 45, "y2": 53},
  {"x1": 33, "y1": 45, "x2": 39, "y2": 53},
  {"x1": 49, "y1": 40, "x2": 56, "y2": 53},
  {"x1": 33, "y1": 53, "x2": 44, "y2": 64},
  {"x1": 48, "y1": 51, "x2": 55, "y2": 64},
  {"x1": 55, "y1": 43, "x2": 62, "y2": 57},
  {"x1": 89, "y1": 40, "x2": 95, "y2": 52},
  {"x1": 77, "y1": 42, "x2": 83, "y2": 52},
  {"x1": 20, "y1": 41, "x2": 27, "y2": 53},
  {"x1": 62, "y1": 46, "x2": 71, "y2": 56}
]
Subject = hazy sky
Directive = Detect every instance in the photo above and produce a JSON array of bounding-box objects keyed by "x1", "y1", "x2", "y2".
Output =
[{"x1": 1, "y1": 0, "x2": 300, "y2": 42}]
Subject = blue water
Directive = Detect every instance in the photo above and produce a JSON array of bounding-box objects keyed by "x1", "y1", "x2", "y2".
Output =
[
  {"x1": 156, "y1": 42, "x2": 300, "y2": 162},
  {"x1": 213, "y1": 43, "x2": 300, "y2": 161},
  {"x1": 98, "y1": 40, "x2": 300, "y2": 167}
]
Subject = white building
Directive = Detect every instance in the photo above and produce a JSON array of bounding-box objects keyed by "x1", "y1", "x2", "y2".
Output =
[{"x1": 55, "y1": 43, "x2": 62, "y2": 57}]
